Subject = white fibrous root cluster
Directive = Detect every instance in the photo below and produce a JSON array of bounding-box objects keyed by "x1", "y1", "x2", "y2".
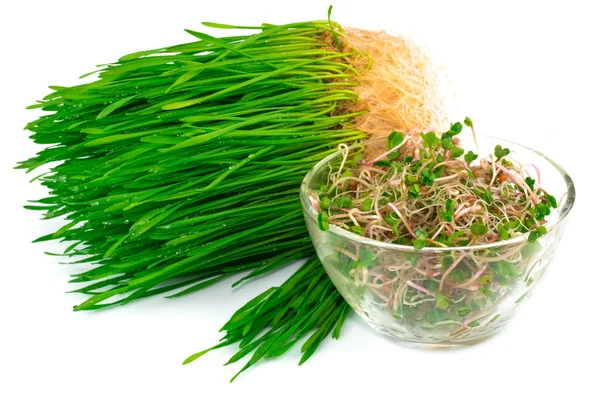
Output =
[{"x1": 344, "y1": 28, "x2": 459, "y2": 155}]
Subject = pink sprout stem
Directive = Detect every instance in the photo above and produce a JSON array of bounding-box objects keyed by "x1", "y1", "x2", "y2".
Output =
[
  {"x1": 361, "y1": 137, "x2": 409, "y2": 165},
  {"x1": 388, "y1": 202, "x2": 416, "y2": 238},
  {"x1": 454, "y1": 205, "x2": 482, "y2": 220},
  {"x1": 431, "y1": 224, "x2": 446, "y2": 241},
  {"x1": 497, "y1": 164, "x2": 538, "y2": 203},
  {"x1": 434, "y1": 170, "x2": 468, "y2": 183},
  {"x1": 526, "y1": 163, "x2": 542, "y2": 186},
  {"x1": 439, "y1": 254, "x2": 466, "y2": 291},
  {"x1": 453, "y1": 263, "x2": 488, "y2": 289},
  {"x1": 310, "y1": 195, "x2": 320, "y2": 212},
  {"x1": 406, "y1": 280, "x2": 435, "y2": 297}
]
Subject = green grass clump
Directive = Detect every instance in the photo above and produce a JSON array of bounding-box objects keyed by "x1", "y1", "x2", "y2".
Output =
[{"x1": 19, "y1": 15, "x2": 365, "y2": 373}]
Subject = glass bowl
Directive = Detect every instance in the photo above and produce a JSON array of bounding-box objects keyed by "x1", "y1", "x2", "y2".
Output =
[{"x1": 300, "y1": 135, "x2": 575, "y2": 349}]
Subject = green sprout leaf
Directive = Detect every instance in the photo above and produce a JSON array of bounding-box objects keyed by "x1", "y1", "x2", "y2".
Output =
[
  {"x1": 384, "y1": 212, "x2": 399, "y2": 233},
  {"x1": 435, "y1": 292, "x2": 450, "y2": 310},
  {"x1": 412, "y1": 240, "x2": 426, "y2": 250},
  {"x1": 464, "y1": 117, "x2": 473, "y2": 127},
  {"x1": 534, "y1": 202, "x2": 551, "y2": 220},
  {"x1": 447, "y1": 231, "x2": 463, "y2": 241},
  {"x1": 527, "y1": 231, "x2": 538, "y2": 243},
  {"x1": 522, "y1": 241, "x2": 543, "y2": 258},
  {"x1": 356, "y1": 249, "x2": 375, "y2": 268},
  {"x1": 440, "y1": 199, "x2": 455, "y2": 222},
  {"x1": 441, "y1": 255, "x2": 455, "y2": 269},
  {"x1": 498, "y1": 223, "x2": 509, "y2": 240},
  {"x1": 483, "y1": 188, "x2": 493, "y2": 204},
  {"x1": 457, "y1": 308, "x2": 471, "y2": 317},
  {"x1": 412, "y1": 229, "x2": 428, "y2": 250},
  {"x1": 449, "y1": 269, "x2": 465, "y2": 283},
  {"x1": 318, "y1": 212, "x2": 329, "y2": 231},
  {"x1": 494, "y1": 145, "x2": 503, "y2": 159},
  {"x1": 525, "y1": 176, "x2": 535, "y2": 191},
  {"x1": 421, "y1": 167, "x2": 435, "y2": 186},
  {"x1": 420, "y1": 131, "x2": 441, "y2": 148},
  {"x1": 481, "y1": 285, "x2": 492, "y2": 296},
  {"x1": 451, "y1": 122, "x2": 463, "y2": 133},
  {"x1": 425, "y1": 307, "x2": 442, "y2": 325},
  {"x1": 339, "y1": 196, "x2": 352, "y2": 208},
  {"x1": 451, "y1": 146, "x2": 465, "y2": 158},
  {"x1": 545, "y1": 194, "x2": 557, "y2": 208},
  {"x1": 471, "y1": 223, "x2": 489, "y2": 236},
  {"x1": 464, "y1": 150, "x2": 478, "y2": 163},
  {"x1": 440, "y1": 129, "x2": 455, "y2": 149},
  {"x1": 439, "y1": 211, "x2": 450, "y2": 223},
  {"x1": 408, "y1": 183, "x2": 421, "y2": 198},
  {"x1": 350, "y1": 153, "x2": 363, "y2": 167},
  {"x1": 373, "y1": 160, "x2": 391, "y2": 167},
  {"x1": 349, "y1": 225, "x2": 365, "y2": 236},
  {"x1": 446, "y1": 199, "x2": 455, "y2": 213},
  {"x1": 494, "y1": 145, "x2": 510, "y2": 159},
  {"x1": 441, "y1": 137, "x2": 453, "y2": 150},
  {"x1": 387, "y1": 131, "x2": 405, "y2": 149}
]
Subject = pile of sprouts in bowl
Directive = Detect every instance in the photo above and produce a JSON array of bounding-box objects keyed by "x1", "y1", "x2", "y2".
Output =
[{"x1": 301, "y1": 119, "x2": 575, "y2": 347}]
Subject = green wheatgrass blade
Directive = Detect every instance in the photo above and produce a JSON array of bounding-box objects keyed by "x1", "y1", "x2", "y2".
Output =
[
  {"x1": 20, "y1": 15, "x2": 367, "y2": 374},
  {"x1": 184, "y1": 257, "x2": 348, "y2": 381}
]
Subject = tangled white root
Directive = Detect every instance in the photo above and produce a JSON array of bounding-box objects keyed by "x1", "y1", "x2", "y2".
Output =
[{"x1": 343, "y1": 28, "x2": 460, "y2": 154}]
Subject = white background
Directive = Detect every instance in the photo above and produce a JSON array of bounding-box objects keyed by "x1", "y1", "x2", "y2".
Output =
[{"x1": 1, "y1": 0, "x2": 597, "y2": 399}]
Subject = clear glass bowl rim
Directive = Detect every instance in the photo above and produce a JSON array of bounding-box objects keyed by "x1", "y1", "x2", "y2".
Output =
[{"x1": 300, "y1": 135, "x2": 576, "y2": 253}]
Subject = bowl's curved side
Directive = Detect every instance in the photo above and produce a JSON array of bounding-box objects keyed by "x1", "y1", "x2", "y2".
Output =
[{"x1": 300, "y1": 135, "x2": 575, "y2": 347}]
